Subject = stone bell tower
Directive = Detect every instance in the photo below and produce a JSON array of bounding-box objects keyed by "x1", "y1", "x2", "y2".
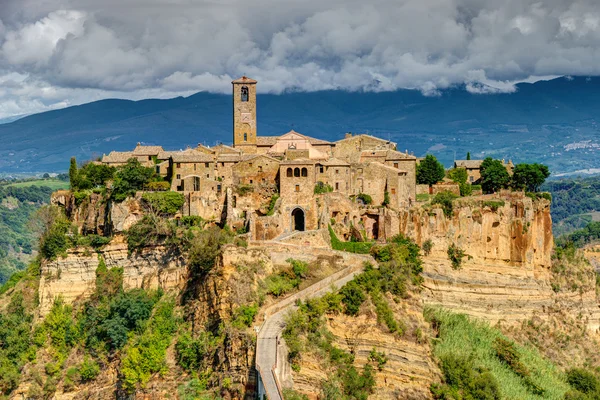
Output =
[{"x1": 232, "y1": 76, "x2": 257, "y2": 153}]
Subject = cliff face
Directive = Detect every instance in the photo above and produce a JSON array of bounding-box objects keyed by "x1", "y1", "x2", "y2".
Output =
[{"x1": 38, "y1": 237, "x2": 187, "y2": 317}]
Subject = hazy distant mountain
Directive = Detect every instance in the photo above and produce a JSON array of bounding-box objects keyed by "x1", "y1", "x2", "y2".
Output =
[{"x1": 1, "y1": 76, "x2": 599, "y2": 174}]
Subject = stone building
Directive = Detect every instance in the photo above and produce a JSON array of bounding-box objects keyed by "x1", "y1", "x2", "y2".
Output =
[
  {"x1": 454, "y1": 159, "x2": 515, "y2": 183},
  {"x1": 100, "y1": 77, "x2": 418, "y2": 240}
]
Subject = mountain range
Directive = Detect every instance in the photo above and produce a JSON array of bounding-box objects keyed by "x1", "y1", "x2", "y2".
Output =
[{"x1": 1, "y1": 76, "x2": 599, "y2": 174}]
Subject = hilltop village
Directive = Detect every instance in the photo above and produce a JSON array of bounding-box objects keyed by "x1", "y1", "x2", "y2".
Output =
[{"x1": 99, "y1": 76, "x2": 505, "y2": 242}]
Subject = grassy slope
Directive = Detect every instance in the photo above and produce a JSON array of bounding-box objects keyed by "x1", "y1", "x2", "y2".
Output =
[{"x1": 429, "y1": 308, "x2": 570, "y2": 399}]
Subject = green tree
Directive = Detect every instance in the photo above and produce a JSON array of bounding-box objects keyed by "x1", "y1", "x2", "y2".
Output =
[
  {"x1": 480, "y1": 158, "x2": 510, "y2": 194},
  {"x1": 511, "y1": 163, "x2": 550, "y2": 192},
  {"x1": 447, "y1": 168, "x2": 468, "y2": 184},
  {"x1": 111, "y1": 159, "x2": 157, "y2": 202},
  {"x1": 466, "y1": 152, "x2": 471, "y2": 160},
  {"x1": 69, "y1": 157, "x2": 78, "y2": 190},
  {"x1": 417, "y1": 155, "x2": 445, "y2": 186}
]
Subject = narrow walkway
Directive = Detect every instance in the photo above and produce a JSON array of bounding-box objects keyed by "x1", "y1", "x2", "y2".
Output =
[{"x1": 256, "y1": 254, "x2": 373, "y2": 400}]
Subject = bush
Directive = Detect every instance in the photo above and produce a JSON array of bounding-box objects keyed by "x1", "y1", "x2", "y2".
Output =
[
  {"x1": 340, "y1": 280, "x2": 366, "y2": 316},
  {"x1": 142, "y1": 192, "x2": 185, "y2": 215},
  {"x1": 432, "y1": 191, "x2": 459, "y2": 218},
  {"x1": 266, "y1": 193, "x2": 280, "y2": 216},
  {"x1": 235, "y1": 184, "x2": 254, "y2": 196},
  {"x1": 79, "y1": 357, "x2": 100, "y2": 382},
  {"x1": 422, "y1": 239, "x2": 433, "y2": 256},
  {"x1": 187, "y1": 226, "x2": 234, "y2": 277},
  {"x1": 566, "y1": 368, "x2": 600, "y2": 394},
  {"x1": 264, "y1": 273, "x2": 299, "y2": 297},
  {"x1": 482, "y1": 200, "x2": 505, "y2": 212},
  {"x1": 314, "y1": 182, "x2": 333, "y2": 194},
  {"x1": 146, "y1": 181, "x2": 170, "y2": 191},
  {"x1": 40, "y1": 214, "x2": 72, "y2": 260},
  {"x1": 369, "y1": 348, "x2": 388, "y2": 371},
  {"x1": 447, "y1": 243, "x2": 469, "y2": 270},
  {"x1": 180, "y1": 216, "x2": 206, "y2": 228},
  {"x1": 357, "y1": 193, "x2": 373, "y2": 205},
  {"x1": 459, "y1": 182, "x2": 473, "y2": 197},
  {"x1": 232, "y1": 303, "x2": 259, "y2": 328},
  {"x1": 175, "y1": 331, "x2": 218, "y2": 372}
]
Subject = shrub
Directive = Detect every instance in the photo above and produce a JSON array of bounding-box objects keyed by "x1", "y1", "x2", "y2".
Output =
[
  {"x1": 146, "y1": 181, "x2": 170, "y2": 191},
  {"x1": 180, "y1": 216, "x2": 206, "y2": 228},
  {"x1": 88, "y1": 235, "x2": 112, "y2": 248},
  {"x1": 382, "y1": 191, "x2": 390, "y2": 206},
  {"x1": 288, "y1": 258, "x2": 309, "y2": 278},
  {"x1": 482, "y1": 200, "x2": 505, "y2": 212},
  {"x1": 369, "y1": 348, "x2": 388, "y2": 371},
  {"x1": 235, "y1": 184, "x2": 254, "y2": 196},
  {"x1": 73, "y1": 190, "x2": 90, "y2": 206},
  {"x1": 187, "y1": 226, "x2": 234, "y2": 277},
  {"x1": 422, "y1": 239, "x2": 433, "y2": 256},
  {"x1": 40, "y1": 214, "x2": 72, "y2": 260},
  {"x1": 232, "y1": 303, "x2": 259, "y2": 328},
  {"x1": 447, "y1": 167, "x2": 468, "y2": 184},
  {"x1": 432, "y1": 191, "x2": 458, "y2": 218},
  {"x1": 357, "y1": 193, "x2": 373, "y2": 205},
  {"x1": 142, "y1": 192, "x2": 185, "y2": 215},
  {"x1": 447, "y1": 243, "x2": 469, "y2": 270},
  {"x1": 264, "y1": 273, "x2": 299, "y2": 297},
  {"x1": 79, "y1": 357, "x2": 100, "y2": 382},
  {"x1": 314, "y1": 182, "x2": 333, "y2": 194},
  {"x1": 126, "y1": 214, "x2": 177, "y2": 252},
  {"x1": 266, "y1": 193, "x2": 280, "y2": 216},
  {"x1": 459, "y1": 182, "x2": 473, "y2": 197},
  {"x1": 339, "y1": 280, "x2": 366, "y2": 316},
  {"x1": 566, "y1": 368, "x2": 599, "y2": 394},
  {"x1": 175, "y1": 331, "x2": 219, "y2": 372}
]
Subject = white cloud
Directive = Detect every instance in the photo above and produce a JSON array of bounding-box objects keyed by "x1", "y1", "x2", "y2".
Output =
[{"x1": 0, "y1": 0, "x2": 598, "y2": 117}]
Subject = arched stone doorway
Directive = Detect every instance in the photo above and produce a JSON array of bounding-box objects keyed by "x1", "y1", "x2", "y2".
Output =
[{"x1": 291, "y1": 208, "x2": 305, "y2": 231}]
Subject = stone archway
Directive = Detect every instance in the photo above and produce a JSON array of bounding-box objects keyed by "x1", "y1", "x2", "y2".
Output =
[{"x1": 291, "y1": 208, "x2": 305, "y2": 231}]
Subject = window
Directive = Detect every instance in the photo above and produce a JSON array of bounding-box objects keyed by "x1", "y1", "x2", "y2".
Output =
[
  {"x1": 394, "y1": 162, "x2": 399, "y2": 168},
  {"x1": 287, "y1": 168, "x2": 293, "y2": 177},
  {"x1": 335, "y1": 182, "x2": 339, "y2": 190},
  {"x1": 319, "y1": 166, "x2": 324, "y2": 173},
  {"x1": 301, "y1": 168, "x2": 308, "y2": 177},
  {"x1": 250, "y1": 179, "x2": 253, "y2": 184},
  {"x1": 193, "y1": 177, "x2": 200, "y2": 191},
  {"x1": 176, "y1": 163, "x2": 181, "y2": 168},
  {"x1": 258, "y1": 166, "x2": 263, "y2": 172},
  {"x1": 206, "y1": 174, "x2": 209, "y2": 178},
  {"x1": 194, "y1": 164, "x2": 196, "y2": 171},
  {"x1": 148, "y1": 156, "x2": 152, "y2": 161},
  {"x1": 244, "y1": 133, "x2": 247, "y2": 142},
  {"x1": 241, "y1": 86, "x2": 249, "y2": 102},
  {"x1": 249, "y1": 163, "x2": 253, "y2": 167},
  {"x1": 335, "y1": 169, "x2": 339, "y2": 174},
  {"x1": 217, "y1": 184, "x2": 222, "y2": 193},
  {"x1": 294, "y1": 168, "x2": 300, "y2": 177},
  {"x1": 469, "y1": 176, "x2": 474, "y2": 183},
  {"x1": 221, "y1": 162, "x2": 225, "y2": 167},
  {"x1": 391, "y1": 188, "x2": 396, "y2": 195},
  {"x1": 205, "y1": 162, "x2": 209, "y2": 168},
  {"x1": 155, "y1": 166, "x2": 160, "y2": 174},
  {"x1": 295, "y1": 184, "x2": 300, "y2": 192},
  {"x1": 176, "y1": 174, "x2": 181, "y2": 179}
]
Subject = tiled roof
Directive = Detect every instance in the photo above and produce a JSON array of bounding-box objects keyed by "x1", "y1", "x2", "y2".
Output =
[
  {"x1": 256, "y1": 136, "x2": 279, "y2": 146},
  {"x1": 232, "y1": 76, "x2": 257, "y2": 84},
  {"x1": 157, "y1": 148, "x2": 198, "y2": 160},
  {"x1": 454, "y1": 160, "x2": 484, "y2": 169},
  {"x1": 369, "y1": 161, "x2": 407, "y2": 174},
  {"x1": 217, "y1": 154, "x2": 242, "y2": 163},
  {"x1": 102, "y1": 151, "x2": 134, "y2": 163},
  {"x1": 132, "y1": 144, "x2": 164, "y2": 155},
  {"x1": 336, "y1": 133, "x2": 394, "y2": 145},
  {"x1": 212, "y1": 144, "x2": 241, "y2": 154},
  {"x1": 171, "y1": 151, "x2": 214, "y2": 163},
  {"x1": 384, "y1": 150, "x2": 417, "y2": 160},
  {"x1": 280, "y1": 159, "x2": 316, "y2": 165},
  {"x1": 319, "y1": 157, "x2": 350, "y2": 166}
]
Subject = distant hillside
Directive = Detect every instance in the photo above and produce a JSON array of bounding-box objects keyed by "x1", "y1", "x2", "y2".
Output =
[{"x1": 1, "y1": 76, "x2": 600, "y2": 173}]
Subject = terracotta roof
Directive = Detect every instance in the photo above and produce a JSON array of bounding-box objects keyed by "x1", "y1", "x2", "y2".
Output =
[
  {"x1": 212, "y1": 144, "x2": 241, "y2": 154},
  {"x1": 217, "y1": 154, "x2": 242, "y2": 163},
  {"x1": 232, "y1": 76, "x2": 257, "y2": 84},
  {"x1": 102, "y1": 151, "x2": 134, "y2": 163},
  {"x1": 280, "y1": 159, "x2": 316, "y2": 165},
  {"x1": 454, "y1": 160, "x2": 483, "y2": 169},
  {"x1": 368, "y1": 161, "x2": 407, "y2": 174},
  {"x1": 256, "y1": 136, "x2": 279, "y2": 146},
  {"x1": 336, "y1": 133, "x2": 395, "y2": 145},
  {"x1": 132, "y1": 144, "x2": 164, "y2": 155},
  {"x1": 157, "y1": 148, "x2": 199, "y2": 160},
  {"x1": 384, "y1": 150, "x2": 417, "y2": 160},
  {"x1": 171, "y1": 150, "x2": 214, "y2": 163},
  {"x1": 319, "y1": 157, "x2": 350, "y2": 166}
]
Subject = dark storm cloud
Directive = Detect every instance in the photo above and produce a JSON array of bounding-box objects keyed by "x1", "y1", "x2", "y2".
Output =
[{"x1": 0, "y1": 0, "x2": 598, "y2": 117}]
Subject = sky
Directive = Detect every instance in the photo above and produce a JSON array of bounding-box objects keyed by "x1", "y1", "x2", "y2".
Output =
[{"x1": 0, "y1": 0, "x2": 598, "y2": 118}]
